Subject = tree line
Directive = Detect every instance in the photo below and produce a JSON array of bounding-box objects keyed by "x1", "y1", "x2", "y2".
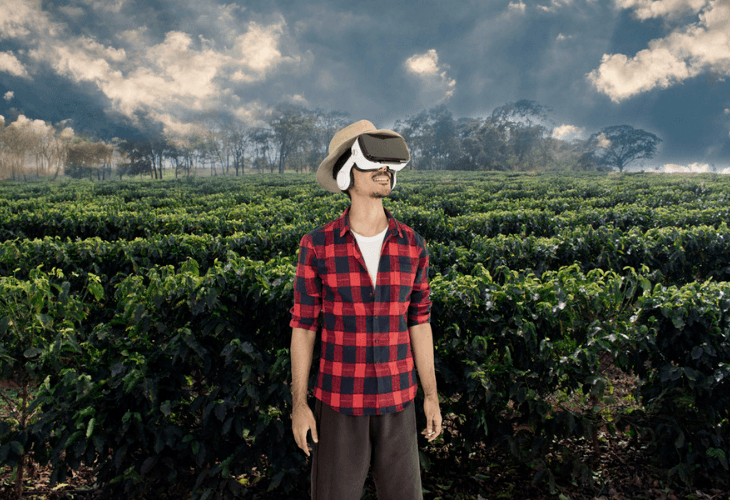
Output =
[
  {"x1": 0, "y1": 101, "x2": 662, "y2": 181},
  {"x1": 0, "y1": 115, "x2": 75, "y2": 181}
]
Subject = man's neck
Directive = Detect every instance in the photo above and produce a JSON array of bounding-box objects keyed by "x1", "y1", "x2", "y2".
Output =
[{"x1": 348, "y1": 197, "x2": 388, "y2": 237}]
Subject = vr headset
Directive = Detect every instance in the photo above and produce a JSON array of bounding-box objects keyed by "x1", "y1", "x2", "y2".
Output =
[{"x1": 337, "y1": 133, "x2": 410, "y2": 191}]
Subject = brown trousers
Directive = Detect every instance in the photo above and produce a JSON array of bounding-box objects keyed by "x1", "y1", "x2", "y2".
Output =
[{"x1": 311, "y1": 399, "x2": 423, "y2": 500}]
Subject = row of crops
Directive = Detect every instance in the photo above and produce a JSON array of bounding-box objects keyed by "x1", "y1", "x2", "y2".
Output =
[{"x1": 1, "y1": 172, "x2": 729, "y2": 499}]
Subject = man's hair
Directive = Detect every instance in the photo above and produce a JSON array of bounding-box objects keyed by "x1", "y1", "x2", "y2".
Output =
[{"x1": 332, "y1": 149, "x2": 353, "y2": 198}]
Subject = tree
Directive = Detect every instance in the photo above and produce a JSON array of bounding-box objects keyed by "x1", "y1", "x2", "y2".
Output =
[
  {"x1": 118, "y1": 138, "x2": 154, "y2": 178},
  {"x1": 65, "y1": 140, "x2": 114, "y2": 180},
  {"x1": 0, "y1": 115, "x2": 77, "y2": 181},
  {"x1": 116, "y1": 134, "x2": 168, "y2": 179},
  {"x1": 0, "y1": 121, "x2": 35, "y2": 180},
  {"x1": 587, "y1": 125, "x2": 661, "y2": 172},
  {"x1": 226, "y1": 119, "x2": 252, "y2": 176},
  {"x1": 196, "y1": 110, "x2": 236, "y2": 176},
  {"x1": 268, "y1": 104, "x2": 315, "y2": 174},
  {"x1": 249, "y1": 127, "x2": 275, "y2": 174},
  {"x1": 395, "y1": 110, "x2": 430, "y2": 170},
  {"x1": 313, "y1": 110, "x2": 349, "y2": 160},
  {"x1": 429, "y1": 105, "x2": 460, "y2": 170},
  {"x1": 395, "y1": 105, "x2": 461, "y2": 170},
  {"x1": 50, "y1": 126, "x2": 75, "y2": 179},
  {"x1": 21, "y1": 117, "x2": 55, "y2": 177},
  {"x1": 457, "y1": 117, "x2": 509, "y2": 171},
  {"x1": 186, "y1": 134, "x2": 216, "y2": 176},
  {"x1": 488, "y1": 100, "x2": 553, "y2": 171},
  {"x1": 148, "y1": 136, "x2": 167, "y2": 179}
]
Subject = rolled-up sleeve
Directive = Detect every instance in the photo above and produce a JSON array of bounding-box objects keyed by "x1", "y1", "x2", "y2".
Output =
[
  {"x1": 407, "y1": 236, "x2": 432, "y2": 326},
  {"x1": 289, "y1": 234, "x2": 322, "y2": 331}
]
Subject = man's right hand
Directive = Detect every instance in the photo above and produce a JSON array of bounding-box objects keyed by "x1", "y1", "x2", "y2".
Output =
[{"x1": 292, "y1": 405, "x2": 319, "y2": 457}]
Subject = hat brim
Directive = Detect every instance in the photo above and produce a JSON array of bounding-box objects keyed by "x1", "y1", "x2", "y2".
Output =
[{"x1": 316, "y1": 128, "x2": 406, "y2": 193}]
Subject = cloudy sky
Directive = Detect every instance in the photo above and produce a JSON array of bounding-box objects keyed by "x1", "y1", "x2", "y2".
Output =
[{"x1": 1, "y1": 0, "x2": 729, "y2": 170}]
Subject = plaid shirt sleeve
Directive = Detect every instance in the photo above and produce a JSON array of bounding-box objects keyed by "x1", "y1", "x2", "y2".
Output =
[
  {"x1": 289, "y1": 233, "x2": 322, "y2": 332},
  {"x1": 407, "y1": 233, "x2": 432, "y2": 326}
]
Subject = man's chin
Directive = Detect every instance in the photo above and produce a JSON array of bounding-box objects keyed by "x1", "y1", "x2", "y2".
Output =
[{"x1": 370, "y1": 190, "x2": 390, "y2": 199}]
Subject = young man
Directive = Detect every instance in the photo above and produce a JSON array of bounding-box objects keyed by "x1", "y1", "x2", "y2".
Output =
[{"x1": 290, "y1": 120, "x2": 442, "y2": 499}]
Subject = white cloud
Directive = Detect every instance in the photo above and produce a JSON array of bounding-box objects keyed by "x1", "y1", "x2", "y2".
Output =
[
  {"x1": 405, "y1": 49, "x2": 441, "y2": 76},
  {"x1": 508, "y1": 1, "x2": 527, "y2": 13},
  {"x1": 115, "y1": 27, "x2": 150, "y2": 49},
  {"x1": 0, "y1": 0, "x2": 61, "y2": 40},
  {"x1": 82, "y1": 0, "x2": 126, "y2": 13},
  {"x1": 588, "y1": 0, "x2": 730, "y2": 101},
  {"x1": 9, "y1": 2, "x2": 300, "y2": 135},
  {"x1": 59, "y1": 126, "x2": 74, "y2": 140},
  {"x1": 3, "y1": 91, "x2": 13, "y2": 101},
  {"x1": 37, "y1": 40, "x2": 118, "y2": 85},
  {"x1": 137, "y1": 30, "x2": 224, "y2": 102},
  {"x1": 218, "y1": 3, "x2": 246, "y2": 24},
  {"x1": 660, "y1": 162, "x2": 712, "y2": 172},
  {"x1": 552, "y1": 124, "x2": 585, "y2": 141},
  {"x1": 9, "y1": 114, "x2": 55, "y2": 136},
  {"x1": 59, "y1": 6, "x2": 86, "y2": 18},
  {"x1": 58, "y1": 0, "x2": 126, "y2": 15},
  {"x1": 234, "y1": 21, "x2": 285, "y2": 74},
  {"x1": 637, "y1": 162, "x2": 730, "y2": 174},
  {"x1": 146, "y1": 111, "x2": 203, "y2": 137},
  {"x1": 614, "y1": 0, "x2": 709, "y2": 20},
  {"x1": 0, "y1": 0, "x2": 34, "y2": 39},
  {"x1": 404, "y1": 49, "x2": 456, "y2": 103},
  {"x1": 80, "y1": 36, "x2": 127, "y2": 63},
  {"x1": 231, "y1": 19, "x2": 305, "y2": 86},
  {"x1": 595, "y1": 132, "x2": 612, "y2": 149},
  {"x1": 0, "y1": 51, "x2": 30, "y2": 78},
  {"x1": 538, "y1": 0, "x2": 576, "y2": 13},
  {"x1": 284, "y1": 94, "x2": 309, "y2": 106},
  {"x1": 587, "y1": 48, "x2": 693, "y2": 101},
  {"x1": 232, "y1": 102, "x2": 268, "y2": 126}
]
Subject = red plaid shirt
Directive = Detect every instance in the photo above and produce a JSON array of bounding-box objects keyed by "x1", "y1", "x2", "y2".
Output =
[{"x1": 290, "y1": 207, "x2": 432, "y2": 416}]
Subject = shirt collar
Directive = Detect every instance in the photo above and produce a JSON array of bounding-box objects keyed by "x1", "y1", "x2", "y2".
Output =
[{"x1": 337, "y1": 206, "x2": 402, "y2": 239}]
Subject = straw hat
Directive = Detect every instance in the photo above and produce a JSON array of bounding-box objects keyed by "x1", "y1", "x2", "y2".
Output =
[{"x1": 316, "y1": 120, "x2": 408, "y2": 193}]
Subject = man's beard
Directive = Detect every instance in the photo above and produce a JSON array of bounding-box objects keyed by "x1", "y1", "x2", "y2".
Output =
[{"x1": 365, "y1": 172, "x2": 391, "y2": 198}]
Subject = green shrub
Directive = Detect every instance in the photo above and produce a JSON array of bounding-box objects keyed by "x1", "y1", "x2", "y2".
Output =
[
  {"x1": 0, "y1": 267, "x2": 95, "y2": 499},
  {"x1": 617, "y1": 280, "x2": 730, "y2": 487},
  {"x1": 29, "y1": 255, "x2": 305, "y2": 499}
]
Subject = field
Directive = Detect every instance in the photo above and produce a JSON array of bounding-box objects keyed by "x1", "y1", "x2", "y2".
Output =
[{"x1": 1, "y1": 171, "x2": 729, "y2": 500}]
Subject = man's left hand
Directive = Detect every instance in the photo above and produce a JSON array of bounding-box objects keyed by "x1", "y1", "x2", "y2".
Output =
[{"x1": 421, "y1": 395, "x2": 443, "y2": 442}]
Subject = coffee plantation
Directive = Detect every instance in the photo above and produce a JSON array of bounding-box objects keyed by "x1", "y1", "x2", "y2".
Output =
[{"x1": 1, "y1": 171, "x2": 728, "y2": 498}]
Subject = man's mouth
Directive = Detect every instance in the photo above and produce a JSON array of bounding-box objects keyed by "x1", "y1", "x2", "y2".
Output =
[{"x1": 372, "y1": 173, "x2": 390, "y2": 183}]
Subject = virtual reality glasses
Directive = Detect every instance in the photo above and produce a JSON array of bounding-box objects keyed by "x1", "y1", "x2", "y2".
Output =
[{"x1": 336, "y1": 134, "x2": 410, "y2": 191}]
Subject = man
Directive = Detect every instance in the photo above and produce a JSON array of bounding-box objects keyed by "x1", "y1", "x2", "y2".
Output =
[{"x1": 290, "y1": 120, "x2": 442, "y2": 500}]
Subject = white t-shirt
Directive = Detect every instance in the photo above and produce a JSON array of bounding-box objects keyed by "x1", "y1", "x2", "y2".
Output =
[{"x1": 351, "y1": 227, "x2": 388, "y2": 288}]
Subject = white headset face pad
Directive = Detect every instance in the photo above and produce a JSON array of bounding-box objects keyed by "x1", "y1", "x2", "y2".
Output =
[{"x1": 336, "y1": 137, "x2": 408, "y2": 191}]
